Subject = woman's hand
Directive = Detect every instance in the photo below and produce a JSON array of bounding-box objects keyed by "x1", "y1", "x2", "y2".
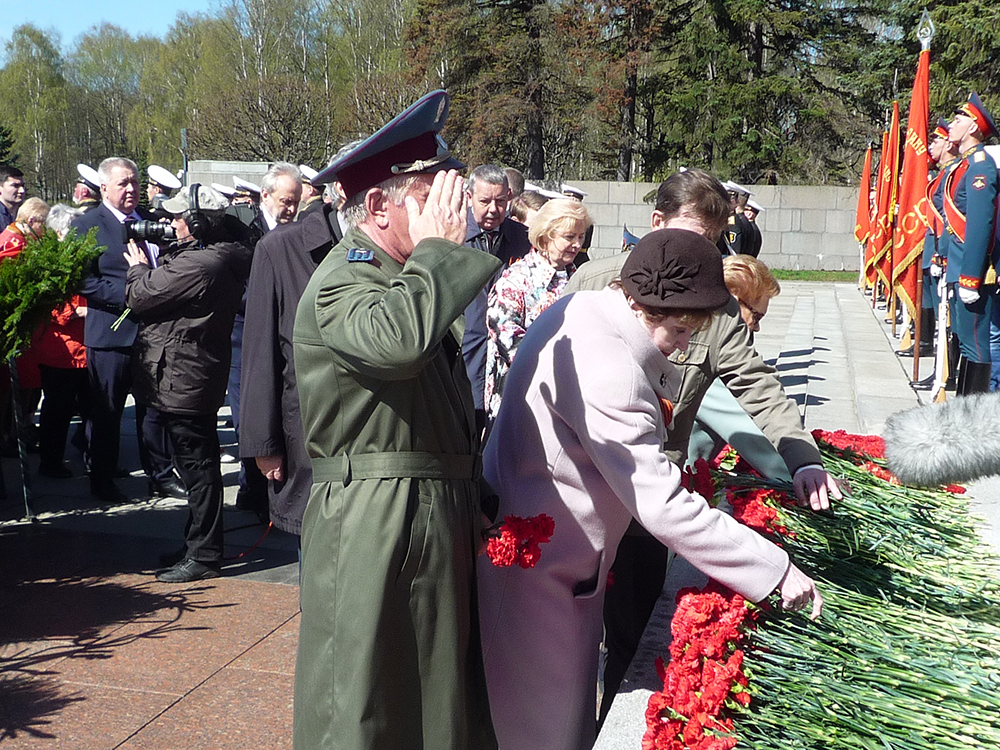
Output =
[{"x1": 778, "y1": 563, "x2": 823, "y2": 620}]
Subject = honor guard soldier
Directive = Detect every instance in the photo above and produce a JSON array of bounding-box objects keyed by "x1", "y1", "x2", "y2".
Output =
[
  {"x1": 292, "y1": 91, "x2": 499, "y2": 750},
  {"x1": 909, "y1": 118, "x2": 959, "y2": 386},
  {"x1": 146, "y1": 165, "x2": 181, "y2": 212},
  {"x1": 944, "y1": 92, "x2": 999, "y2": 395},
  {"x1": 74, "y1": 164, "x2": 102, "y2": 212}
]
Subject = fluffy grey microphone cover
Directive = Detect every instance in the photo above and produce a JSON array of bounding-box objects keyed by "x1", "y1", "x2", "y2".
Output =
[{"x1": 883, "y1": 392, "x2": 1000, "y2": 486}]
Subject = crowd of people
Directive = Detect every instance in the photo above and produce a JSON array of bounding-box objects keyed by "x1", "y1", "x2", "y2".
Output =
[{"x1": 0, "y1": 88, "x2": 861, "y2": 749}]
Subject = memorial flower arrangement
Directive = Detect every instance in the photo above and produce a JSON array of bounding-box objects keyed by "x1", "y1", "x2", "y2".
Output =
[{"x1": 645, "y1": 430, "x2": 1000, "y2": 750}]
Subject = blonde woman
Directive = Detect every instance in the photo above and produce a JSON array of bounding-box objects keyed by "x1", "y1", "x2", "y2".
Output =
[{"x1": 484, "y1": 198, "x2": 592, "y2": 421}]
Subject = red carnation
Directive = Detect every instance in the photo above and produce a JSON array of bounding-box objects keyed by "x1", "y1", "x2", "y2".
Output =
[{"x1": 484, "y1": 514, "x2": 555, "y2": 569}]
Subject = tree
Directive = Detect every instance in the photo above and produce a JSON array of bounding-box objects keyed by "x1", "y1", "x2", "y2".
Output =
[{"x1": 0, "y1": 124, "x2": 20, "y2": 167}]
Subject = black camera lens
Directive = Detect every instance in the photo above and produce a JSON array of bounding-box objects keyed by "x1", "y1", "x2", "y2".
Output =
[{"x1": 122, "y1": 220, "x2": 176, "y2": 243}]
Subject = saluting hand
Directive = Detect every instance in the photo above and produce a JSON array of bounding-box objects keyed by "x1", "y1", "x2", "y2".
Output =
[{"x1": 405, "y1": 169, "x2": 468, "y2": 247}]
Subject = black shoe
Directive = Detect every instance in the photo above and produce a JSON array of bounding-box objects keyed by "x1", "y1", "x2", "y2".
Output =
[
  {"x1": 90, "y1": 480, "x2": 129, "y2": 505},
  {"x1": 156, "y1": 558, "x2": 221, "y2": 583},
  {"x1": 896, "y1": 343, "x2": 934, "y2": 358},
  {"x1": 149, "y1": 477, "x2": 187, "y2": 499},
  {"x1": 38, "y1": 461, "x2": 73, "y2": 479},
  {"x1": 909, "y1": 374, "x2": 935, "y2": 391}
]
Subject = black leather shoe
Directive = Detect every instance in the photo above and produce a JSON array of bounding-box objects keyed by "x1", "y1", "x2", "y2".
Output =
[
  {"x1": 909, "y1": 374, "x2": 935, "y2": 391},
  {"x1": 149, "y1": 477, "x2": 188, "y2": 499},
  {"x1": 90, "y1": 480, "x2": 129, "y2": 505},
  {"x1": 896, "y1": 343, "x2": 934, "y2": 358},
  {"x1": 38, "y1": 461, "x2": 73, "y2": 478},
  {"x1": 156, "y1": 558, "x2": 221, "y2": 583},
  {"x1": 157, "y1": 545, "x2": 187, "y2": 569}
]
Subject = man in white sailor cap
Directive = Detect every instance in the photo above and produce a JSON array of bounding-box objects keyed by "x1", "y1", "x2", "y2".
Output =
[
  {"x1": 74, "y1": 164, "x2": 102, "y2": 212},
  {"x1": 297, "y1": 164, "x2": 324, "y2": 218}
]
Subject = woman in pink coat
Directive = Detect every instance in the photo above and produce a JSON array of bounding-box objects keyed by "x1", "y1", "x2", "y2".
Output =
[{"x1": 478, "y1": 228, "x2": 821, "y2": 750}]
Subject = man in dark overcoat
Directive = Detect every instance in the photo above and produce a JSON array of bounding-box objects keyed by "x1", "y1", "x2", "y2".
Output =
[{"x1": 292, "y1": 91, "x2": 500, "y2": 750}]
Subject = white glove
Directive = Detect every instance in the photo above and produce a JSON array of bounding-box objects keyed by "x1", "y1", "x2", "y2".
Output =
[
  {"x1": 958, "y1": 286, "x2": 980, "y2": 305},
  {"x1": 929, "y1": 263, "x2": 943, "y2": 278}
]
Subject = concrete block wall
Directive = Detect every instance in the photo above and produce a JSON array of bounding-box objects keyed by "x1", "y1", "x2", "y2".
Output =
[
  {"x1": 572, "y1": 181, "x2": 862, "y2": 272},
  {"x1": 186, "y1": 163, "x2": 861, "y2": 271}
]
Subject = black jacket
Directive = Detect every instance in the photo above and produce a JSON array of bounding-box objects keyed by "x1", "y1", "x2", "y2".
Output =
[{"x1": 126, "y1": 225, "x2": 252, "y2": 415}]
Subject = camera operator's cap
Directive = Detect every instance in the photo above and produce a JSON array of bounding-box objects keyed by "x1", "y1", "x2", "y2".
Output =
[
  {"x1": 232, "y1": 177, "x2": 262, "y2": 197},
  {"x1": 622, "y1": 228, "x2": 732, "y2": 311},
  {"x1": 933, "y1": 117, "x2": 950, "y2": 140},
  {"x1": 211, "y1": 182, "x2": 236, "y2": 198},
  {"x1": 313, "y1": 89, "x2": 464, "y2": 199},
  {"x1": 299, "y1": 164, "x2": 319, "y2": 185},
  {"x1": 161, "y1": 184, "x2": 230, "y2": 216},
  {"x1": 76, "y1": 164, "x2": 100, "y2": 191},
  {"x1": 147, "y1": 164, "x2": 181, "y2": 192},
  {"x1": 956, "y1": 92, "x2": 997, "y2": 139},
  {"x1": 723, "y1": 180, "x2": 753, "y2": 197},
  {"x1": 561, "y1": 183, "x2": 588, "y2": 199},
  {"x1": 747, "y1": 199, "x2": 763, "y2": 213}
]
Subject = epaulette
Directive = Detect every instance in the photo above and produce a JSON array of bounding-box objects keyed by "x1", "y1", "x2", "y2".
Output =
[{"x1": 974, "y1": 151, "x2": 986, "y2": 163}]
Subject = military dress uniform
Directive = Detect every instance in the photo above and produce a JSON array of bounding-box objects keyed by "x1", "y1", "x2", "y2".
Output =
[
  {"x1": 291, "y1": 91, "x2": 500, "y2": 750},
  {"x1": 944, "y1": 142, "x2": 998, "y2": 383}
]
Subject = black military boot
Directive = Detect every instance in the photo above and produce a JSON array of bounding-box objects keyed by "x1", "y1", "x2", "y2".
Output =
[{"x1": 959, "y1": 361, "x2": 992, "y2": 396}]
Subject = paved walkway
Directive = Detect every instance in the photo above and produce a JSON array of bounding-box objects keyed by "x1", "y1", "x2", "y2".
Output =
[{"x1": 1, "y1": 282, "x2": 996, "y2": 749}]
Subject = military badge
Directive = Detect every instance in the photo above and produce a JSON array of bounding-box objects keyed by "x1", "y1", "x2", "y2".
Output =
[
  {"x1": 972, "y1": 175, "x2": 987, "y2": 190},
  {"x1": 346, "y1": 248, "x2": 375, "y2": 262}
]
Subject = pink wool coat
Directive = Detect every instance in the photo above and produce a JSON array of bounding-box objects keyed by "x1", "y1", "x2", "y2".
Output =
[{"x1": 478, "y1": 288, "x2": 790, "y2": 750}]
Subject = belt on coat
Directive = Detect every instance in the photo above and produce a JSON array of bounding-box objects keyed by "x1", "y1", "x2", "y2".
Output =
[{"x1": 311, "y1": 452, "x2": 480, "y2": 486}]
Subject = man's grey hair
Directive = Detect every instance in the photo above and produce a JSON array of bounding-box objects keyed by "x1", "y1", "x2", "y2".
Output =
[
  {"x1": 466, "y1": 164, "x2": 508, "y2": 196},
  {"x1": 97, "y1": 157, "x2": 138, "y2": 184},
  {"x1": 47, "y1": 203, "x2": 84, "y2": 237},
  {"x1": 261, "y1": 161, "x2": 302, "y2": 194},
  {"x1": 341, "y1": 174, "x2": 421, "y2": 229}
]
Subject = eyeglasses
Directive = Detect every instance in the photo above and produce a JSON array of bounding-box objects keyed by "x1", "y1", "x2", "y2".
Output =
[{"x1": 739, "y1": 299, "x2": 766, "y2": 326}]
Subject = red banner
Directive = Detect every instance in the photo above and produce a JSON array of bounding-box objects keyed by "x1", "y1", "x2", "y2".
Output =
[
  {"x1": 855, "y1": 146, "x2": 873, "y2": 245},
  {"x1": 872, "y1": 103, "x2": 901, "y2": 288},
  {"x1": 864, "y1": 132, "x2": 888, "y2": 287},
  {"x1": 892, "y1": 49, "x2": 930, "y2": 319}
]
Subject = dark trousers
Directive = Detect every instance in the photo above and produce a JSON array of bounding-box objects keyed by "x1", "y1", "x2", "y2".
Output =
[
  {"x1": 162, "y1": 411, "x2": 224, "y2": 563},
  {"x1": 950, "y1": 284, "x2": 995, "y2": 364},
  {"x1": 228, "y1": 315, "x2": 268, "y2": 513},
  {"x1": 38, "y1": 365, "x2": 89, "y2": 466},
  {"x1": 600, "y1": 531, "x2": 669, "y2": 725},
  {"x1": 87, "y1": 347, "x2": 173, "y2": 484}
]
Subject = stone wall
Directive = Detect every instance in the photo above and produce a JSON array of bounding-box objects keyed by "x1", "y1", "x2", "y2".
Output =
[
  {"x1": 567, "y1": 181, "x2": 862, "y2": 271},
  {"x1": 187, "y1": 163, "x2": 862, "y2": 271}
]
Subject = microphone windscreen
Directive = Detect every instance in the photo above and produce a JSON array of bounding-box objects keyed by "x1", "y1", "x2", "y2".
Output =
[{"x1": 883, "y1": 392, "x2": 1000, "y2": 486}]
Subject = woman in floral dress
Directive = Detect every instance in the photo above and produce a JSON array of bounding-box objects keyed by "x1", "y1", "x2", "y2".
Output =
[{"x1": 484, "y1": 198, "x2": 592, "y2": 420}]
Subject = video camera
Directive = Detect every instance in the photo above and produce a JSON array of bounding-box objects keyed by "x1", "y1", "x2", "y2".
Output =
[{"x1": 122, "y1": 220, "x2": 175, "y2": 244}]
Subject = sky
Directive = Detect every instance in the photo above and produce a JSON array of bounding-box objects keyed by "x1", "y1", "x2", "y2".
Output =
[{"x1": 4, "y1": 0, "x2": 215, "y2": 50}]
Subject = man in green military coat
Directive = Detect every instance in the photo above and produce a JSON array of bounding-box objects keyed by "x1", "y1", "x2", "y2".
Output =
[{"x1": 292, "y1": 91, "x2": 501, "y2": 749}]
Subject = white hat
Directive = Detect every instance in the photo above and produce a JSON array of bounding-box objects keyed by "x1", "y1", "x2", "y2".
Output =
[
  {"x1": 723, "y1": 180, "x2": 753, "y2": 197},
  {"x1": 148, "y1": 164, "x2": 182, "y2": 191},
  {"x1": 523, "y1": 181, "x2": 564, "y2": 200},
  {"x1": 161, "y1": 184, "x2": 230, "y2": 215},
  {"x1": 747, "y1": 199, "x2": 763, "y2": 212},
  {"x1": 232, "y1": 176, "x2": 262, "y2": 195},
  {"x1": 561, "y1": 183, "x2": 588, "y2": 199},
  {"x1": 211, "y1": 182, "x2": 236, "y2": 197},
  {"x1": 76, "y1": 164, "x2": 100, "y2": 191},
  {"x1": 299, "y1": 164, "x2": 319, "y2": 184}
]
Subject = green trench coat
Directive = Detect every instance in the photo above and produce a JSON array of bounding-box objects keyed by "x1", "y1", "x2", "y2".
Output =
[{"x1": 292, "y1": 227, "x2": 501, "y2": 750}]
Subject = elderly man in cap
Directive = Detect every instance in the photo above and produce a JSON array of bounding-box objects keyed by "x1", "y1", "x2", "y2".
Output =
[
  {"x1": 297, "y1": 164, "x2": 325, "y2": 218},
  {"x1": 125, "y1": 184, "x2": 252, "y2": 581},
  {"x1": 292, "y1": 91, "x2": 499, "y2": 750},
  {"x1": 74, "y1": 164, "x2": 102, "y2": 212},
  {"x1": 145, "y1": 165, "x2": 181, "y2": 215},
  {"x1": 943, "y1": 92, "x2": 999, "y2": 395}
]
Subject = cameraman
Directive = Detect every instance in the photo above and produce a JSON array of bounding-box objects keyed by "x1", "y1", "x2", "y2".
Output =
[{"x1": 125, "y1": 184, "x2": 252, "y2": 583}]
